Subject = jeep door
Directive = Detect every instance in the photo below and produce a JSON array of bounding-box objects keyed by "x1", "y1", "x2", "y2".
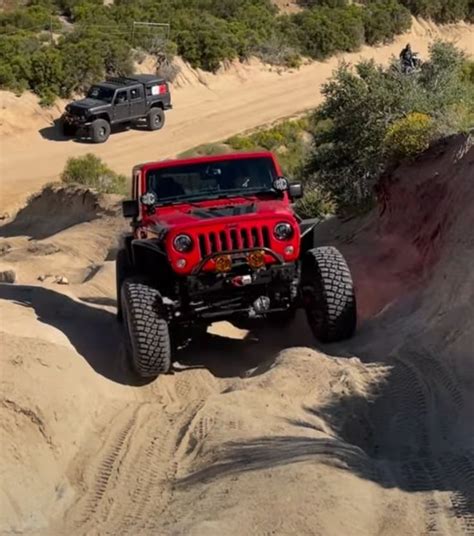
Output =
[
  {"x1": 113, "y1": 89, "x2": 130, "y2": 123},
  {"x1": 130, "y1": 85, "x2": 146, "y2": 118}
]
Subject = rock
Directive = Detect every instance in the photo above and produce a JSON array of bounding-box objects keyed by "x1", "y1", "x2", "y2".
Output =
[
  {"x1": 55, "y1": 276, "x2": 69, "y2": 285},
  {"x1": 27, "y1": 243, "x2": 61, "y2": 256},
  {"x1": 0, "y1": 243, "x2": 11, "y2": 257},
  {"x1": 0, "y1": 269, "x2": 16, "y2": 284}
]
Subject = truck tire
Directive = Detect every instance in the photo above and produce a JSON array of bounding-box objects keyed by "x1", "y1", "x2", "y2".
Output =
[
  {"x1": 90, "y1": 118, "x2": 111, "y2": 143},
  {"x1": 121, "y1": 278, "x2": 171, "y2": 378},
  {"x1": 115, "y1": 248, "x2": 132, "y2": 321},
  {"x1": 301, "y1": 246, "x2": 356, "y2": 343},
  {"x1": 147, "y1": 108, "x2": 165, "y2": 131}
]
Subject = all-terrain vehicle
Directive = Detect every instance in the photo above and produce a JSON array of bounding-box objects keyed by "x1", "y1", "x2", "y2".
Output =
[
  {"x1": 401, "y1": 52, "x2": 422, "y2": 74},
  {"x1": 60, "y1": 74, "x2": 172, "y2": 143},
  {"x1": 117, "y1": 152, "x2": 357, "y2": 378}
]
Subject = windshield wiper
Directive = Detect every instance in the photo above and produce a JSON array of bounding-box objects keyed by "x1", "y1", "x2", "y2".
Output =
[{"x1": 156, "y1": 189, "x2": 275, "y2": 206}]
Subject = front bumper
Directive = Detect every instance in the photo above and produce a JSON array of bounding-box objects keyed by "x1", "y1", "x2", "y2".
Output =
[
  {"x1": 181, "y1": 261, "x2": 300, "y2": 321},
  {"x1": 61, "y1": 113, "x2": 89, "y2": 126}
]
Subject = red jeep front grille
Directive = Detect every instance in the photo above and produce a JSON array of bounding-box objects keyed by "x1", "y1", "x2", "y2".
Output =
[{"x1": 198, "y1": 225, "x2": 271, "y2": 257}]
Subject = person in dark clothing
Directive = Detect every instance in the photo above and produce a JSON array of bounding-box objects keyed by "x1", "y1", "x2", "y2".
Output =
[{"x1": 400, "y1": 43, "x2": 414, "y2": 70}]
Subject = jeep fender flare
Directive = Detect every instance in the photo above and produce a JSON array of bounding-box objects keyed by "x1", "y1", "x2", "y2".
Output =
[
  {"x1": 88, "y1": 113, "x2": 111, "y2": 125},
  {"x1": 130, "y1": 239, "x2": 166, "y2": 263},
  {"x1": 299, "y1": 218, "x2": 321, "y2": 253}
]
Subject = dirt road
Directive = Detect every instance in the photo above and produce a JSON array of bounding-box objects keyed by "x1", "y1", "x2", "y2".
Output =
[
  {"x1": 0, "y1": 133, "x2": 473, "y2": 535},
  {"x1": 1, "y1": 20, "x2": 472, "y2": 213}
]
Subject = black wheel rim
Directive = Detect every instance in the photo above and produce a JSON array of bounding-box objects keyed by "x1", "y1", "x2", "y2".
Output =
[
  {"x1": 99, "y1": 127, "x2": 106, "y2": 138},
  {"x1": 154, "y1": 114, "x2": 162, "y2": 127}
]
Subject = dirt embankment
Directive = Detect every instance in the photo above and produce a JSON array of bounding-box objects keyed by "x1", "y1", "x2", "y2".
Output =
[
  {"x1": 1, "y1": 19, "x2": 472, "y2": 215},
  {"x1": 0, "y1": 134, "x2": 472, "y2": 535}
]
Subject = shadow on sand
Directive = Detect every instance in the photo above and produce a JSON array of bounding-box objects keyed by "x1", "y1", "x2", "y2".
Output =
[
  {"x1": 0, "y1": 284, "x2": 316, "y2": 385},
  {"x1": 39, "y1": 119, "x2": 151, "y2": 143},
  {"x1": 177, "y1": 334, "x2": 474, "y2": 528}
]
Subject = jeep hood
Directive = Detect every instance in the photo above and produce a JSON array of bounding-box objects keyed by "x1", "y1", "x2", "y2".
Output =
[
  {"x1": 68, "y1": 98, "x2": 108, "y2": 111},
  {"x1": 146, "y1": 197, "x2": 296, "y2": 229}
]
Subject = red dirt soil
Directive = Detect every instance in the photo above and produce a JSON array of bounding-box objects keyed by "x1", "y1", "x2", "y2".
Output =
[{"x1": 316, "y1": 134, "x2": 474, "y2": 322}]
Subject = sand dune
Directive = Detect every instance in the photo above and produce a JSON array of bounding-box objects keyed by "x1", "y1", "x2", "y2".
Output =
[
  {"x1": 0, "y1": 133, "x2": 472, "y2": 535},
  {"x1": 1, "y1": 19, "x2": 473, "y2": 214}
]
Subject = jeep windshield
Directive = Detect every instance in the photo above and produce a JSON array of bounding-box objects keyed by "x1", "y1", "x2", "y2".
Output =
[
  {"x1": 86, "y1": 85, "x2": 115, "y2": 103},
  {"x1": 146, "y1": 157, "x2": 280, "y2": 205}
]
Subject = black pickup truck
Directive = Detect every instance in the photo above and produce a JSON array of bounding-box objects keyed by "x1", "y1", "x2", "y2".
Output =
[{"x1": 60, "y1": 74, "x2": 172, "y2": 143}]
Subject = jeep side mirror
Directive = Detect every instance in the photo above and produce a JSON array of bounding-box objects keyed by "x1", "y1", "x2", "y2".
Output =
[
  {"x1": 122, "y1": 200, "x2": 139, "y2": 218},
  {"x1": 289, "y1": 182, "x2": 304, "y2": 200}
]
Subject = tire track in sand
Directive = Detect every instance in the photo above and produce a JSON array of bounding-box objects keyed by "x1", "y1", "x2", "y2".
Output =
[{"x1": 65, "y1": 371, "x2": 218, "y2": 535}]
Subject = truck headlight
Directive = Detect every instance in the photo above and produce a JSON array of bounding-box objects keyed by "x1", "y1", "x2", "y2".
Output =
[
  {"x1": 273, "y1": 222, "x2": 294, "y2": 241},
  {"x1": 174, "y1": 234, "x2": 193, "y2": 253}
]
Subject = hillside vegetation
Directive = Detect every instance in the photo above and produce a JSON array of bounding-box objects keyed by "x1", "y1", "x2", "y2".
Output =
[
  {"x1": 171, "y1": 41, "x2": 473, "y2": 217},
  {"x1": 1, "y1": 0, "x2": 472, "y2": 104},
  {"x1": 304, "y1": 41, "x2": 474, "y2": 212}
]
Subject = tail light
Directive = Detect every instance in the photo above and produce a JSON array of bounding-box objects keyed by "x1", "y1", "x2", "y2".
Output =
[{"x1": 159, "y1": 84, "x2": 168, "y2": 94}]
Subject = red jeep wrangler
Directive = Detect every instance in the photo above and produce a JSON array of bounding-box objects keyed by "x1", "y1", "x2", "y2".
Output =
[{"x1": 117, "y1": 152, "x2": 356, "y2": 378}]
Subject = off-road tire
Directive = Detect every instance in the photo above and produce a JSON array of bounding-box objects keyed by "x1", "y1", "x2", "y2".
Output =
[
  {"x1": 147, "y1": 107, "x2": 165, "y2": 131},
  {"x1": 115, "y1": 248, "x2": 133, "y2": 321},
  {"x1": 61, "y1": 120, "x2": 76, "y2": 137},
  {"x1": 90, "y1": 118, "x2": 111, "y2": 143},
  {"x1": 301, "y1": 246, "x2": 356, "y2": 343},
  {"x1": 121, "y1": 277, "x2": 171, "y2": 378}
]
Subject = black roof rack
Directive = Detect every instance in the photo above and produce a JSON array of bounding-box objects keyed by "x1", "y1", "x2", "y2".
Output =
[
  {"x1": 105, "y1": 74, "x2": 165, "y2": 86},
  {"x1": 105, "y1": 76, "x2": 140, "y2": 85}
]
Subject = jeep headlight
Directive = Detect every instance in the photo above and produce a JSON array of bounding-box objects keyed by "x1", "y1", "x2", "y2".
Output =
[
  {"x1": 273, "y1": 222, "x2": 294, "y2": 241},
  {"x1": 174, "y1": 234, "x2": 193, "y2": 253}
]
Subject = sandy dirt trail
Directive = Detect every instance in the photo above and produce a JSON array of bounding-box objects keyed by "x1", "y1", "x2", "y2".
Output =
[
  {"x1": 1, "y1": 19, "x2": 473, "y2": 213},
  {"x1": 0, "y1": 133, "x2": 472, "y2": 535}
]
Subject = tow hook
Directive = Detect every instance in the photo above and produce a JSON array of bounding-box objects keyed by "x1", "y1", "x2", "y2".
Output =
[{"x1": 230, "y1": 275, "x2": 253, "y2": 287}]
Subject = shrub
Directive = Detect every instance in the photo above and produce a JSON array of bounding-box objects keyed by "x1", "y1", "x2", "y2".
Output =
[
  {"x1": 61, "y1": 154, "x2": 128, "y2": 195},
  {"x1": 288, "y1": 6, "x2": 365, "y2": 60},
  {"x1": 294, "y1": 188, "x2": 336, "y2": 218},
  {"x1": 384, "y1": 112, "x2": 435, "y2": 159},
  {"x1": 256, "y1": 37, "x2": 302, "y2": 68},
  {"x1": 461, "y1": 60, "x2": 474, "y2": 85},
  {"x1": 363, "y1": 0, "x2": 411, "y2": 46},
  {"x1": 227, "y1": 118, "x2": 312, "y2": 176},
  {"x1": 178, "y1": 143, "x2": 233, "y2": 158}
]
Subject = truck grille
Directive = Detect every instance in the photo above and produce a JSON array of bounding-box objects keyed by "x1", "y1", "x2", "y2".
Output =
[{"x1": 198, "y1": 225, "x2": 271, "y2": 257}]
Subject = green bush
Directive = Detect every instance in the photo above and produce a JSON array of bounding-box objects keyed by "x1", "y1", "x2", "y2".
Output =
[
  {"x1": 178, "y1": 143, "x2": 233, "y2": 158},
  {"x1": 61, "y1": 154, "x2": 128, "y2": 195},
  {"x1": 227, "y1": 118, "x2": 312, "y2": 176},
  {"x1": 294, "y1": 188, "x2": 336, "y2": 218},
  {"x1": 287, "y1": 6, "x2": 365, "y2": 60},
  {"x1": 363, "y1": 0, "x2": 411, "y2": 45},
  {"x1": 384, "y1": 112, "x2": 435, "y2": 159}
]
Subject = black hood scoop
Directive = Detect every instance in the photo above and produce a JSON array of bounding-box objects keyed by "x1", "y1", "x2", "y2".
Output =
[{"x1": 191, "y1": 203, "x2": 256, "y2": 219}]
